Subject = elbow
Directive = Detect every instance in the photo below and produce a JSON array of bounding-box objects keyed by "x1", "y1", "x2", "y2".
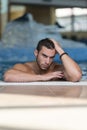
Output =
[
  {"x1": 3, "y1": 73, "x2": 9, "y2": 82},
  {"x1": 3, "y1": 71, "x2": 12, "y2": 82},
  {"x1": 72, "y1": 73, "x2": 82, "y2": 82},
  {"x1": 70, "y1": 71, "x2": 82, "y2": 82}
]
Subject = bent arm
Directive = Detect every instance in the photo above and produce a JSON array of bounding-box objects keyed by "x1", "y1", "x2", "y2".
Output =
[
  {"x1": 4, "y1": 69, "x2": 45, "y2": 82},
  {"x1": 60, "y1": 54, "x2": 82, "y2": 82},
  {"x1": 51, "y1": 39, "x2": 82, "y2": 82},
  {"x1": 3, "y1": 64, "x2": 64, "y2": 82}
]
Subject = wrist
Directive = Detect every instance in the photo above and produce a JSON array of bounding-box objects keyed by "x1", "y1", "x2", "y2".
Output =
[
  {"x1": 60, "y1": 52, "x2": 68, "y2": 59},
  {"x1": 56, "y1": 47, "x2": 64, "y2": 55}
]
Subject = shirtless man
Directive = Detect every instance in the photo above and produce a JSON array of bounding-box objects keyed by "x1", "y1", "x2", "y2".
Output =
[{"x1": 3, "y1": 38, "x2": 82, "y2": 82}]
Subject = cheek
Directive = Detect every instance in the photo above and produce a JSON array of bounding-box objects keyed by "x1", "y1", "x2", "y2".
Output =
[
  {"x1": 50, "y1": 59, "x2": 53, "y2": 64},
  {"x1": 39, "y1": 55, "x2": 45, "y2": 61},
  {"x1": 38, "y1": 55, "x2": 42, "y2": 60},
  {"x1": 51, "y1": 59, "x2": 53, "y2": 62},
  {"x1": 37, "y1": 55, "x2": 43, "y2": 63}
]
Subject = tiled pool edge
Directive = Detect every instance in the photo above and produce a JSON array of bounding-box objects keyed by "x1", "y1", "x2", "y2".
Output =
[{"x1": 0, "y1": 80, "x2": 87, "y2": 86}]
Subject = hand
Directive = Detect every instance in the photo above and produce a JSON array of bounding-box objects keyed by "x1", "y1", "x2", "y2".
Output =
[
  {"x1": 50, "y1": 39, "x2": 64, "y2": 55},
  {"x1": 43, "y1": 71, "x2": 64, "y2": 81}
]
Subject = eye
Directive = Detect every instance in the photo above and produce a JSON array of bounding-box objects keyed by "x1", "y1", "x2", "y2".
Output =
[
  {"x1": 50, "y1": 56, "x2": 55, "y2": 59},
  {"x1": 42, "y1": 54, "x2": 48, "y2": 58}
]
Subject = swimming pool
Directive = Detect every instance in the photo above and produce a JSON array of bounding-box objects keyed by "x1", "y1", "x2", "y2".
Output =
[
  {"x1": 0, "y1": 61, "x2": 87, "y2": 81},
  {"x1": 0, "y1": 46, "x2": 87, "y2": 81}
]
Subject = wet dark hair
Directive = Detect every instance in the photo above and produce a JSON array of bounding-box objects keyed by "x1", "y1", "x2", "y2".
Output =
[{"x1": 36, "y1": 38, "x2": 55, "y2": 51}]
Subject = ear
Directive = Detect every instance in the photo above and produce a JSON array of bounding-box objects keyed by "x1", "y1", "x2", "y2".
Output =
[{"x1": 34, "y1": 49, "x2": 38, "y2": 57}]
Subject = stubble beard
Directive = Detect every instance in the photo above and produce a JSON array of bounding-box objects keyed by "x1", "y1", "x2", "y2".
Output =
[{"x1": 36, "y1": 59, "x2": 50, "y2": 71}]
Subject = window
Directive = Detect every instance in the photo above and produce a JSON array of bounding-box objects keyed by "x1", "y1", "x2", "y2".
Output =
[{"x1": 56, "y1": 8, "x2": 87, "y2": 32}]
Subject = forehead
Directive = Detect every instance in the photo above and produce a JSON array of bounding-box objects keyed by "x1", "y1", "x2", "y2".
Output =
[{"x1": 39, "y1": 46, "x2": 56, "y2": 56}]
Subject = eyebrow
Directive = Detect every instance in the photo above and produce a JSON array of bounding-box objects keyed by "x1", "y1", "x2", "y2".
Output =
[{"x1": 42, "y1": 53, "x2": 55, "y2": 58}]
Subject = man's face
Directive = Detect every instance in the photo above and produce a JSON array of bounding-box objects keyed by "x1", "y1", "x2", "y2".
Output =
[{"x1": 35, "y1": 46, "x2": 56, "y2": 70}]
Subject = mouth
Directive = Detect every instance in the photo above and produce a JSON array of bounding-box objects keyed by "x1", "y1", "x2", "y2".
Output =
[{"x1": 41, "y1": 64, "x2": 49, "y2": 70}]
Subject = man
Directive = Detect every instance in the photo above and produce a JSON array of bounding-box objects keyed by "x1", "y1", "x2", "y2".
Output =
[{"x1": 3, "y1": 38, "x2": 82, "y2": 82}]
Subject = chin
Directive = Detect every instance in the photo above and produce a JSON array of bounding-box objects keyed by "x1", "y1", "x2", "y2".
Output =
[
  {"x1": 40, "y1": 65, "x2": 49, "y2": 70},
  {"x1": 41, "y1": 68, "x2": 47, "y2": 70},
  {"x1": 41, "y1": 67, "x2": 48, "y2": 70}
]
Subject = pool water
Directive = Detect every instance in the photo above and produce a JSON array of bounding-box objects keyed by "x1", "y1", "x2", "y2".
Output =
[
  {"x1": 0, "y1": 62, "x2": 17, "y2": 80},
  {"x1": 79, "y1": 62, "x2": 87, "y2": 80},
  {"x1": 0, "y1": 62, "x2": 87, "y2": 81}
]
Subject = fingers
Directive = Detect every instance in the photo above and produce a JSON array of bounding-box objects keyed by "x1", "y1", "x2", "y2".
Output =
[
  {"x1": 50, "y1": 39, "x2": 63, "y2": 55},
  {"x1": 53, "y1": 71, "x2": 64, "y2": 78},
  {"x1": 45, "y1": 71, "x2": 65, "y2": 80}
]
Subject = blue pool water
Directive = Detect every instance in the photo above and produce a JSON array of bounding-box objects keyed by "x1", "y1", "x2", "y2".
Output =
[
  {"x1": 0, "y1": 46, "x2": 87, "y2": 81},
  {"x1": 79, "y1": 62, "x2": 87, "y2": 80},
  {"x1": 0, "y1": 61, "x2": 87, "y2": 81},
  {"x1": 0, "y1": 62, "x2": 18, "y2": 80}
]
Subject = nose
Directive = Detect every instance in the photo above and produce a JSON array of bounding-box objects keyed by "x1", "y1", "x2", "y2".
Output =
[{"x1": 45, "y1": 57, "x2": 50, "y2": 64}]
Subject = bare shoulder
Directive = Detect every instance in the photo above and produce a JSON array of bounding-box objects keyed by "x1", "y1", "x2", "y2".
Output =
[
  {"x1": 13, "y1": 62, "x2": 33, "y2": 72},
  {"x1": 24, "y1": 61, "x2": 34, "y2": 66}
]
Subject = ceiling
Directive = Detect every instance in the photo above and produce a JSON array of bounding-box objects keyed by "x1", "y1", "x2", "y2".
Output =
[
  {"x1": 9, "y1": 0, "x2": 87, "y2": 8},
  {"x1": 10, "y1": 0, "x2": 87, "y2": 8}
]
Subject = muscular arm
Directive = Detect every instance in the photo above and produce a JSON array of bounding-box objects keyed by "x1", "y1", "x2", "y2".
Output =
[
  {"x1": 51, "y1": 39, "x2": 82, "y2": 82},
  {"x1": 3, "y1": 63, "x2": 64, "y2": 82}
]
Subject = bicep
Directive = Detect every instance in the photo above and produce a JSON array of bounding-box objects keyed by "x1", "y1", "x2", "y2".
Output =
[
  {"x1": 4, "y1": 63, "x2": 34, "y2": 74},
  {"x1": 4, "y1": 64, "x2": 27, "y2": 75},
  {"x1": 13, "y1": 64, "x2": 27, "y2": 72},
  {"x1": 4, "y1": 63, "x2": 34, "y2": 81}
]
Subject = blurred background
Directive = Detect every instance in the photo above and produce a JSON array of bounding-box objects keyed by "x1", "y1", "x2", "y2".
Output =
[{"x1": 0, "y1": 0, "x2": 87, "y2": 41}]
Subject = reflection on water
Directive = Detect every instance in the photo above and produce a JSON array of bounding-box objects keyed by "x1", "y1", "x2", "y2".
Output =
[
  {"x1": 79, "y1": 63, "x2": 87, "y2": 80},
  {"x1": 0, "y1": 62, "x2": 87, "y2": 81}
]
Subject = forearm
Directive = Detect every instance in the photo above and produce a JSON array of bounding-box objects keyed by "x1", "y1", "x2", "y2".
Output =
[
  {"x1": 3, "y1": 69, "x2": 64, "y2": 82},
  {"x1": 3, "y1": 70, "x2": 45, "y2": 82},
  {"x1": 51, "y1": 39, "x2": 82, "y2": 81},
  {"x1": 60, "y1": 54, "x2": 82, "y2": 81}
]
